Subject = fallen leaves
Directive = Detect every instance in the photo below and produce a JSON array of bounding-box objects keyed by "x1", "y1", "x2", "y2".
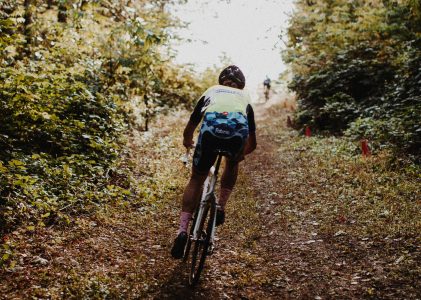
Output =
[{"x1": 1, "y1": 103, "x2": 420, "y2": 299}]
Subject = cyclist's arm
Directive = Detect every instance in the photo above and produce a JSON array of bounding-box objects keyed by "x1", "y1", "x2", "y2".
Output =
[
  {"x1": 244, "y1": 132, "x2": 257, "y2": 155},
  {"x1": 244, "y1": 104, "x2": 257, "y2": 155},
  {"x1": 183, "y1": 121, "x2": 197, "y2": 148},
  {"x1": 183, "y1": 96, "x2": 206, "y2": 148}
]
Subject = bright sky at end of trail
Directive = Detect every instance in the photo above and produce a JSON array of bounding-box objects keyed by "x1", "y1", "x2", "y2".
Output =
[{"x1": 170, "y1": 0, "x2": 294, "y2": 101}]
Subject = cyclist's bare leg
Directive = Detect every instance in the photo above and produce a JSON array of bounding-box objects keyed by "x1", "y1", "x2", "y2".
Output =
[
  {"x1": 218, "y1": 159, "x2": 239, "y2": 210},
  {"x1": 178, "y1": 168, "x2": 207, "y2": 233}
]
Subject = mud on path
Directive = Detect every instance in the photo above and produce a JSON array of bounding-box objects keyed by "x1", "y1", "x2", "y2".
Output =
[{"x1": 1, "y1": 103, "x2": 419, "y2": 299}]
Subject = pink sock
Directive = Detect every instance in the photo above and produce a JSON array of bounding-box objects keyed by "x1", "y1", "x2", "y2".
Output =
[
  {"x1": 178, "y1": 211, "x2": 192, "y2": 233},
  {"x1": 218, "y1": 188, "x2": 232, "y2": 210}
]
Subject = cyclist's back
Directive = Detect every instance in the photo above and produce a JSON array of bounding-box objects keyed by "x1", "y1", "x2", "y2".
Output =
[
  {"x1": 263, "y1": 77, "x2": 271, "y2": 88},
  {"x1": 191, "y1": 84, "x2": 254, "y2": 171}
]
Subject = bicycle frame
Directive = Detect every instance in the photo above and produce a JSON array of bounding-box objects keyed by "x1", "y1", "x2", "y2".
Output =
[{"x1": 191, "y1": 154, "x2": 223, "y2": 248}]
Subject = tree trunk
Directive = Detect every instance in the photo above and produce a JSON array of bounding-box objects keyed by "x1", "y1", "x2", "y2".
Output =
[
  {"x1": 144, "y1": 117, "x2": 149, "y2": 132},
  {"x1": 144, "y1": 95, "x2": 149, "y2": 131},
  {"x1": 24, "y1": 0, "x2": 33, "y2": 28},
  {"x1": 23, "y1": 0, "x2": 34, "y2": 57},
  {"x1": 58, "y1": 2, "x2": 67, "y2": 23},
  {"x1": 159, "y1": 1, "x2": 166, "y2": 12}
]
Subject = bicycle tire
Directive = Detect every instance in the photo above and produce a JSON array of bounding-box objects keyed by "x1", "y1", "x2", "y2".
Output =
[
  {"x1": 183, "y1": 210, "x2": 196, "y2": 262},
  {"x1": 184, "y1": 180, "x2": 212, "y2": 262},
  {"x1": 189, "y1": 202, "x2": 215, "y2": 286}
]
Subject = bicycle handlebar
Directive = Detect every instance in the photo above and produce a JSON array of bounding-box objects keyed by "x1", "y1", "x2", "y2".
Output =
[{"x1": 181, "y1": 149, "x2": 190, "y2": 165}]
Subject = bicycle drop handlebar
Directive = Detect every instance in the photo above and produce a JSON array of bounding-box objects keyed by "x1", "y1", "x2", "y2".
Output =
[
  {"x1": 180, "y1": 147, "x2": 217, "y2": 176},
  {"x1": 181, "y1": 145, "x2": 195, "y2": 166},
  {"x1": 181, "y1": 149, "x2": 190, "y2": 165}
]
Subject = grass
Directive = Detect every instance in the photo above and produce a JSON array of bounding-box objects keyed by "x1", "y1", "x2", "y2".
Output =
[{"x1": 282, "y1": 135, "x2": 420, "y2": 239}]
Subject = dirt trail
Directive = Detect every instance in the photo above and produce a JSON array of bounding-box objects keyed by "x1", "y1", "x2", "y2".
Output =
[
  {"x1": 1, "y1": 102, "x2": 419, "y2": 299},
  {"x1": 150, "y1": 104, "x2": 372, "y2": 299},
  {"x1": 152, "y1": 102, "x2": 419, "y2": 299},
  {"x1": 234, "y1": 104, "x2": 354, "y2": 298}
]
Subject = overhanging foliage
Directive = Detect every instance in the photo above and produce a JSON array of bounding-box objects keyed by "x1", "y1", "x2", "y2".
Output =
[{"x1": 0, "y1": 0, "x2": 206, "y2": 240}]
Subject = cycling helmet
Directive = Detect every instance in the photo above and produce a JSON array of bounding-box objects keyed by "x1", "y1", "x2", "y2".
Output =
[{"x1": 218, "y1": 65, "x2": 245, "y2": 89}]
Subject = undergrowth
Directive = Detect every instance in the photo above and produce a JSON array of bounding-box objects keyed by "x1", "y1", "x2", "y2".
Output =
[{"x1": 279, "y1": 132, "x2": 420, "y2": 240}]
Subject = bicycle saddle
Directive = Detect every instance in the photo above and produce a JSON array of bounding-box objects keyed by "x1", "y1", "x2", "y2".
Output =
[{"x1": 214, "y1": 149, "x2": 233, "y2": 158}]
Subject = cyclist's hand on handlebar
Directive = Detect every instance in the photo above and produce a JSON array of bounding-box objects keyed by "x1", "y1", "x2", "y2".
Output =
[
  {"x1": 181, "y1": 147, "x2": 192, "y2": 165},
  {"x1": 183, "y1": 138, "x2": 195, "y2": 149}
]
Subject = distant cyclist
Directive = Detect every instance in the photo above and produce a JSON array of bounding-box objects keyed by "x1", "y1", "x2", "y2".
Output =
[
  {"x1": 263, "y1": 76, "x2": 271, "y2": 101},
  {"x1": 171, "y1": 65, "x2": 257, "y2": 259}
]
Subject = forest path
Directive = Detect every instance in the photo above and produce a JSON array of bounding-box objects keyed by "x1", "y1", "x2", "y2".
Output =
[
  {"x1": 142, "y1": 102, "x2": 386, "y2": 299},
  {"x1": 1, "y1": 100, "x2": 419, "y2": 299},
  {"x1": 146, "y1": 101, "x2": 419, "y2": 299}
]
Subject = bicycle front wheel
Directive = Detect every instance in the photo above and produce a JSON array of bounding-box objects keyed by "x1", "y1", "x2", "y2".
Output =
[
  {"x1": 183, "y1": 207, "x2": 198, "y2": 262},
  {"x1": 183, "y1": 181, "x2": 211, "y2": 263},
  {"x1": 189, "y1": 202, "x2": 216, "y2": 286}
]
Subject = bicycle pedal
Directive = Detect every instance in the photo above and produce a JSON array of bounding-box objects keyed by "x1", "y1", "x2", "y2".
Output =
[{"x1": 207, "y1": 245, "x2": 215, "y2": 255}]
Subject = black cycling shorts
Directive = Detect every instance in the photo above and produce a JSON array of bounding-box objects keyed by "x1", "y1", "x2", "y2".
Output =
[{"x1": 193, "y1": 131, "x2": 245, "y2": 173}]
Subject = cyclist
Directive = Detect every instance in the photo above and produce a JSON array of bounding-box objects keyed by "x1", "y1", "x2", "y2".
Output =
[
  {"x1": 263, "y1": 76, "x2": 271, "y2": 90},
  {"x1": 263, "y1": 76, "x2": 271, "y2": 101},
  {"x1": 171, "y1": 65, "x2": 257, "y2": 259}
]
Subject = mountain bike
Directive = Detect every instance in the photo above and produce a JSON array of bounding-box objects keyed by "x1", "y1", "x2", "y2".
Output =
[{"x1": 182, "y1": 150, "x2": 228, "y2": 286}]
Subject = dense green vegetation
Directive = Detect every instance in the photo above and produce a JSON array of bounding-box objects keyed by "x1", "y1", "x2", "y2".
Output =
[
  {"x1": 0, "y1": 0, "x2": 209, "y2": 241},
  {"x1": 284, "y1": 0, "x2": 421, "y2": 162}
]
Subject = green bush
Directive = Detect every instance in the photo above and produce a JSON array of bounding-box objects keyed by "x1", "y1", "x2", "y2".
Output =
[
  {"x1": 290, "y1": 44, "x2": 395, "y2": 133},
  {"x1": 0, "y1": 68, "x2": 124, "y2": 160},
  {"x1": 0, "y1": 0, "x2": 215, "y2": 238},
  {"x1": 346, "y1": 48, "x2": 421, "y2": 160},
  {"x1": 0, "y1": 65, "x2": 127, "y2": 232},
  {"x1": 285, "y1": 0, "x2": 421, "y2": 162}
]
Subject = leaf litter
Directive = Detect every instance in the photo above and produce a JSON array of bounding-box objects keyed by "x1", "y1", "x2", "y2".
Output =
[{"x1": 0, "y1": 105, "x2": 419, "y2": 299}]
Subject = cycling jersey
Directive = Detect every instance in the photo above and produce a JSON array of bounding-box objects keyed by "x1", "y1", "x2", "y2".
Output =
[
  {"x1": 189, "y1": 85, "x2": 256, "y2": 132},
  {"x1": 263, "y1": 79, "x2": 271, "y2": 87},
  {"x1": 189, "y1": 85, "x2": 256, "y2": 172}
]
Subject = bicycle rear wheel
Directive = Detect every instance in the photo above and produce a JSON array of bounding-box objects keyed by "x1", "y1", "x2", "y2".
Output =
[{"x1": 189, "y1": 201, "x2": 216, "y2": 286}]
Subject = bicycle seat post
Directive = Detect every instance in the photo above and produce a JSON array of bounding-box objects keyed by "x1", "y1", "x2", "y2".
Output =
[{"x1": 213, "y1": 150, "x2": 230, "y2": 179}]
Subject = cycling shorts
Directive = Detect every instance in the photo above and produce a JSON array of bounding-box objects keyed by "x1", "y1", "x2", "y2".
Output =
[{"x1": 193, "y1": 112, "x2": 249, "y2": 173}]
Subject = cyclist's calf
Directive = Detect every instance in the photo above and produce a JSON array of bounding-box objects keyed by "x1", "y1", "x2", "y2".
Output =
[
  {"x1": 221, "y1": 160, "x2": 239, "y2": 190},
  {"x1": 182, "y1": 170, "x2": 208, "y2": 213}
]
